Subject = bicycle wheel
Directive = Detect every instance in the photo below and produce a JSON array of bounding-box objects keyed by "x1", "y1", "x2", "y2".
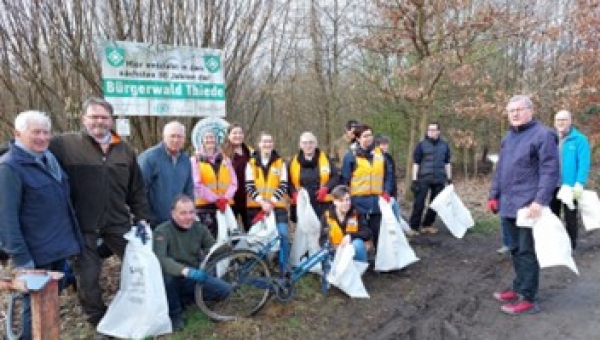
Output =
[
  {"x1": 5, "y1": 292, "x2": 24, "y2": 340},
  {"x1": 196, "y1": 249, "x2": 272, "y2": 321}
]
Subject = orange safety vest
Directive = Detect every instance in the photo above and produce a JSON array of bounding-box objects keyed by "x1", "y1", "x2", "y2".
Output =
[
  {"x1": 350, "y1": 147, "x2": 384, "y2": 196},
  {"x1": 325, "y1": 210, "x2": 359, "y2": 246},
  {"x1": 247, "y1": 157, "x2": 287, "y2": 209},
  {"x1": 195, "y1": 157, "x2": 234, "y2": 206},
  {"x1": 289, "y1": 151, "x2": 333, "y2": 202}
]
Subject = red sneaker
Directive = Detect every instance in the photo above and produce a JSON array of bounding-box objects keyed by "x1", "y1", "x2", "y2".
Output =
[
  {"x1": 501, "y1": 300, "x2": 540, "y2": 315},
  {"x1": 493, "y1": 290, "x2": 519, "y2": 303}
]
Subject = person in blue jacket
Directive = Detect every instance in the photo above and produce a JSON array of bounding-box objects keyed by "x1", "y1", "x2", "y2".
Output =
[
  {"x1": 0, "y1": 111, "x2": 82, "y2": 340},
  {"x1": 138, "y1": 121, "x2": 194, "y2": 226},
  {"x1": 550, "y1": 110, "x2": 590, "y2": 250},
  {"x1": 487, "y1": 95, "x2": 559, "y2": 316},
  {"x1": 340, "y1": 124, "x2": 394, "y2": 248}
]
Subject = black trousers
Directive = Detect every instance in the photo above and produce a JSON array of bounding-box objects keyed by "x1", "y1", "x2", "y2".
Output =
[
  {"x1": 550, "y1": 188, "x2": 579, "y2": 250},
  {"x1": 409, "y1": 181, "x2": 445, "y2": 230},
  {"x1": 74, "y1": 231, "x2": 128, "y2": 326}
]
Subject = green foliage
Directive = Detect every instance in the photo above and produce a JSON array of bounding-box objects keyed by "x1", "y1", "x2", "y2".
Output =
[
  {"x1": 365, "y1": 106, "x2": 411, "y2": 168},
  {"x1": 160, "y1": 309, "x2": 218, "y2": 340},
  {"x1": 470, "y1": 214, "x2": 500, "y2": 235}
]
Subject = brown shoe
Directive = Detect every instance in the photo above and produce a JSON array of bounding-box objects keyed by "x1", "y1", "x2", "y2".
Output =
[{"x1": 421, "y1": 226, "x2": 439, "y2": 234}]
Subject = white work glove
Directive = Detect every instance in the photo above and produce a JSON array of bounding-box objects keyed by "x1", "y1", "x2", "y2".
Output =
[{"x1": 573, "y1": 183, "x2": 584, "y2": 201}]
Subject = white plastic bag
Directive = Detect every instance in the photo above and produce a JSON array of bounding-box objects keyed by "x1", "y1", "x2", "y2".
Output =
[
  {"x1": 557, "y1": 185, "x2": 575, "y2": 210},
  {"x1": 247, "y1": 212, "x2": 279, "y2": 251},
  {"x1": 97, "y1": 226, "x2": 172, "y2": 338},
  {"x1": 290, "y1": 189, "x2": 322, "y2": 271},
  {"x1": 327, "y1": 236, "x2": 369, "y2": 298},
  {"x1": 211, "y1": 206, "x2": 240, "y2": 277},
  {"x1": 375, "y1": 198, "x2": 419, "y2": 272},
  {"x1": 577, "y1": 190, "x2": 600, "y2": 231},
  {"x1": 429, "y1": 184, "x2": 474, "y2": 238},
  {"x1": 531, "y1": 208, "x2": 578, "y2": 275}
]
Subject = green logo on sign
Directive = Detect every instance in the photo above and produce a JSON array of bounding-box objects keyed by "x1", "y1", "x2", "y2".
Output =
[
  {"x1": 203, "y1": 55, "x2": 221, "y2": 73},
  {"x1": 106, "y1": 47, "x2": 125, "y2": 67}
]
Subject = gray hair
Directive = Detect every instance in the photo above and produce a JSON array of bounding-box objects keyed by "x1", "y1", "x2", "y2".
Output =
[
  {"x1": 14, "y1": 110, "x2": 51, "y2": 132},
  {"x1": 555, "y1": 110, "x2": 571, "y2": 120},
  {"x1": 82, "y1": 96, "x2": 114, "y2": 116},
  {"x1": 163, "y1": 121, "x2": 185, "y2": 137},
  {"x1": 299, "y1": 131, "x2": 318, "y2": 145},
  {"x1": 508, "y1": 95, "x2": 533, "y2": 110}
]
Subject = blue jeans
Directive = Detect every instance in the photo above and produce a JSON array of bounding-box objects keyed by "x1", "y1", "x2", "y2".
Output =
[
  {"x1": 277, "y1": 222, "x2": 290, "y2": 272},
  {"x1": 352, "y1": 239, "x2": 368, "y2": 262},
  {"x1": 502, "y1": 217, "x2": 539, "y2": 302},
  {"x1": 22, "y1": 259, "x2": 67, "y2": 340},
  {"x1": 164, "y1": 274, "x2": 231, "y2": 319},
  {"x1": 501, "y1": 218, "x2": 513, "y2": 248}
]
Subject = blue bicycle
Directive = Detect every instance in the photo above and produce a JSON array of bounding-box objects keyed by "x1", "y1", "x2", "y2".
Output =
[{"x1": 195, "y1": 234, "x2": 333, "y2": 321}]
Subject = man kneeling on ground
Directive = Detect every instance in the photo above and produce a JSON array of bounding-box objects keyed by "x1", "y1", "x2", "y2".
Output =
[{"x1": 154, "y1": 194, "x2": 231, "y2": 331}]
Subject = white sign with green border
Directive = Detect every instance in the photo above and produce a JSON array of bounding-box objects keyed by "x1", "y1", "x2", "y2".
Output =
[{"x1": 101, "y1": 41, "x2": 226, "y2": 117}]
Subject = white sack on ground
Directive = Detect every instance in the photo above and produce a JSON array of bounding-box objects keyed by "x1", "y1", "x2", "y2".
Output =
[
  {"x1": 526, "y1": 207, "x2": 579, "y2": 275},
  {"x1": 327, "y1": 235, "x2": 369, "y2": 298},
  {"x1": 290, "y1": 189, "x2": 322, "y2": 271},
  {"x1": 97, "y1": 226, "x2": 172, "y2": 338},
  {"x1": 429, "y1": 184, "x2": 474, "y2": 239},
  {"x1": 577, "y1": 190, "x2": 600, "y2": 231},
  {"x1": 375, "y1": 198, "x2": 419, "y2": 272}
]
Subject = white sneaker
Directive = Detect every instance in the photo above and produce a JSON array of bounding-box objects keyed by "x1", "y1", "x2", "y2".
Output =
[{"x1": 496, "y1": 245, "x2": 510, "y2": 254}]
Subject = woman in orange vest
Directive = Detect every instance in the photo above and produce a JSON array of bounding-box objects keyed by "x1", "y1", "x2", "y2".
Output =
[
  {"x1": 288, "y1": 131, "x2": 338, "y2": 220},
  {"x1": 222, "y1": 123, "x2": 252, "y2": 231},
  {"x1": 340, "y1": 124, "x2": 394, "y2": 248},
  {"x1": 320, "y1": 185, "x2": 371, "y2": 262},
  {"x1": 245, "y1": 132, "x2": 290, "y2": 272},
  {"x1": 191, "y1": 130, "x2": 238, "y2": 236}
]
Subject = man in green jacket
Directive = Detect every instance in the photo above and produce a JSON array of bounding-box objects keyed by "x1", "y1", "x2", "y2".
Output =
[{"x1": 154, "y1": 194, "x2": 231, "y2": 331}]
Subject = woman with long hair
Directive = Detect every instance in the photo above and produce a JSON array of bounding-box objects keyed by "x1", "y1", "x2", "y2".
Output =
[
  {"x1": 245, "y1": 132, "x2": 290, "y2": 272},
  {"x1": 221, "y1": 123, "x2": 252, "y2": 230}
]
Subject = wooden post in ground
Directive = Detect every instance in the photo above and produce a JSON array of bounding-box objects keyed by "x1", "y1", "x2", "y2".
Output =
[{"x1": 0, "y1": 270, "x2": 63, "y2": 340}]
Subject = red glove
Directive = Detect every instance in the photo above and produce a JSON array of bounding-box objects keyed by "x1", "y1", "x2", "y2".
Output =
[
  {"x1": 316, "y1": 187, "x2": 328, "y2": 202},
  {"x1": 251, "y1": 210, "x2": 267, "y2": 224},
  {"x1": 291, "y1": 191, "x2": 299, "y2": 205},
  {"x1": 487, "y1": 199, "x2": 498, "y2": 214},
  {"x1": 381, "y1": 192, "x2": 391, "y2": 203},
  {"x1": 215, "y1": 198, "x2": 228, "y2": 213}
]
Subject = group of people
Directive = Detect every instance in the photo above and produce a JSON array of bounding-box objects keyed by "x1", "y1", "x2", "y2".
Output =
[{"x1": 0, "y1": 93, "x2": 586, "y2": 338}]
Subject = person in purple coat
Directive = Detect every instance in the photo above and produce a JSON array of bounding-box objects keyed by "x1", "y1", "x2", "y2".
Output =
[{"x1": 487, "y1": 95, "x2": 559, "y2": 315}]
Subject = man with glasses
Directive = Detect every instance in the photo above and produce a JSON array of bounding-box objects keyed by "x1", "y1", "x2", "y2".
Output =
[
  {"x1": 49, "y1": 97, "x2": 151, "y2": 338},
  {"x1": 407, "y1": 122, "x2": 452, "y2": 236},
  {"x1": 550, "y1": 110, "x2": 590, "y2": 250},
  {"x1": 487, "y1": 95, "x2": 559, "y2": 315}
]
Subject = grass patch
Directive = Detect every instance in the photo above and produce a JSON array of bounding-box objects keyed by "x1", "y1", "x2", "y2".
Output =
[
  {"x1": 470, "y1": 214, "x2": 500, "y2": 235},
  {"x1": 161, "y1": 309, "x2": 218, "y2": 340}
]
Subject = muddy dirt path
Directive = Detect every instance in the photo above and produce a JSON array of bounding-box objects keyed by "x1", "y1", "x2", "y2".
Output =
[{"x1": 326, "y1": 228, "x2": 600, "y2": 340}]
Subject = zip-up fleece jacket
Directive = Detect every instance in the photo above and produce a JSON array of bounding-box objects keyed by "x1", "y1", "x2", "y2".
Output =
[
  {"x1": 489, "y1": 120, "x2": 559, "y2": 218},
  {"x1": 49, "y1": 131, "x2": 152, "y2": 233}
]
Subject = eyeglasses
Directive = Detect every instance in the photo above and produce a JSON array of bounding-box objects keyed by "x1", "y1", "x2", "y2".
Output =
[
  {"x1": 85, "y1": 115, "x2": 111, "y2": 120},
  {"x1": 507, "y1": 107, "x2": 529, "y2": 114},
  {"x1": 427, "y1": 128, "x2": 438, "y2": 132},
  {"x1": 300, "y1": 140, "x2": 316, "y2": 144}
]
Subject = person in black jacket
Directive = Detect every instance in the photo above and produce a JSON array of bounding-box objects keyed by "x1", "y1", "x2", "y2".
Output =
[
  {"x1": 49, "y1": 97, "x2": 152, "y2": 333},
  {"x1": 320, "y1": 185, "x2": 372, "y2": 262},
  {"x1": 288, "y1": 131, "x2": 338, "y2": 220},
  {"x1": 408, "y1": 123, "x2": 452, "y2": 236}
]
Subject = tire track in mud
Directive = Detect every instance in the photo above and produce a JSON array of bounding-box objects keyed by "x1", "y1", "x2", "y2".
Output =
[{"x1": 363, "y1": 235, "x2": 511, "y2": 340}]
